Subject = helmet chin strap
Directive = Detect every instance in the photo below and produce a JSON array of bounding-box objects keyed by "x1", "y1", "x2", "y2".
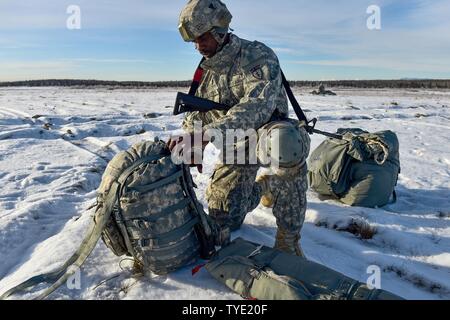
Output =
[{"x1": 210, "y1": 27, "x2": 230, "y2": 53}]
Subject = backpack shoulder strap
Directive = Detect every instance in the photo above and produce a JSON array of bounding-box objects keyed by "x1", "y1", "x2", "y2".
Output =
[
  {"x1": 0, "y1": 154, "x2": 164, "y2": 300},
  {"x1": 0, "y1": 181, "x2": 120, "y2": 300}
]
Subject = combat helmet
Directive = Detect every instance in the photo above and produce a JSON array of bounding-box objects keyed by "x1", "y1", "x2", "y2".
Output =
[{"x1": 178, "y1": 0, "x2": 232, "y2": 44}]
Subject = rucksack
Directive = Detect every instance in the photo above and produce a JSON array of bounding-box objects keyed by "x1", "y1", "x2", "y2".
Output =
[
  {"x1": 205, "y1": 238, "x2": 402, "y2": 300},
  {"x1": 307, "y1": 128, "x2": 401, "y2": 208},
  {"x1": 96, "y1": 138, "x2": 217, "y2": 275},
  {"x1": 0, "y1": 139, "x2": 217, "y2": 299}
]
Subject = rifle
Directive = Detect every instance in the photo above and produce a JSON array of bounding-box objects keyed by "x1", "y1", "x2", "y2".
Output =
[
  {"x1": 173, "y1": 92, "x2": 230, "y2": 115},
  {"x1": 173, "y1": 92, "x2": 343, "y2": 140}
]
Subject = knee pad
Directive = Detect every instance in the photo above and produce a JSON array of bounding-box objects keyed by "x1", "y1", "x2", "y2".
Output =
[{"x1": 257, "y1": 120, "x2": 311, "y2": 170}]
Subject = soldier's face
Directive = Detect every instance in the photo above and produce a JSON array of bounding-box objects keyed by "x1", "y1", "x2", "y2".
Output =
[{"x1": 194, "y1": 32, "x2": 218, "y2": 59}]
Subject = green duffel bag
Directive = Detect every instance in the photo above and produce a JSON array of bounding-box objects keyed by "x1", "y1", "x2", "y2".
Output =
[
  {"x1": 205, "y1": 238, "x2": 402, "y2": 300},
  {"x1": 308, "y1": 128, "x2": 401, "y2": 208}
]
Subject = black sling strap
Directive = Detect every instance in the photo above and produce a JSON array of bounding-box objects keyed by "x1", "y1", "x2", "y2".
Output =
[
  {"x1": 280, "y1": 70, "x2": 309, "y2": 123},
  {"x1": 281, "y1": 70, "x2": 343, "y2": 139}
]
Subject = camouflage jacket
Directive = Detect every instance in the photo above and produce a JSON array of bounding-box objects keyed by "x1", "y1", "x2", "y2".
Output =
[{"x1": 182, "y1": 34, "x2": 289, "y2": 134}]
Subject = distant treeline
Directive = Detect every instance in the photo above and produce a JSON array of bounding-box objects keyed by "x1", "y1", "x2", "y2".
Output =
[
  {"x1": 1, "y1": 79, "x2": 450, "y2": 89},
  {"x1": 290, "y1": 79, "x2": 450, "y2": 89},
  {"x1": 0, "y1": 79, "x2": 190, "y2": 88}
]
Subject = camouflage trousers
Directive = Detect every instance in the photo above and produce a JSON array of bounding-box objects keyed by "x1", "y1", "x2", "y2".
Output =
[{"x1": 206, "y1": 163, "x2": 308, "y2": 235}]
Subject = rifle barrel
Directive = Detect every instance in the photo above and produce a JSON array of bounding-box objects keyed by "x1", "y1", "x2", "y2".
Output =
[{"x1": 312, "y1": 128, "x2": 343, "y2": 140}]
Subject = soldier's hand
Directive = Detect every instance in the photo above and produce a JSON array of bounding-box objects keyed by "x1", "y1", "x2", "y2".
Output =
[
  {"x1": 167, "y1": 135, "x2": 184, "y2": 152},
  {"x1": 167, "y1": 133, "x2": 209, "y2": 173},
  {"x1": 167, "y1": 133, "x2": 194, "y2": 152}
]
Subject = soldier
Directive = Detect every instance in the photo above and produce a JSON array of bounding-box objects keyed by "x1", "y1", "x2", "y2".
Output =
[{"x1": 169, "y1": 0, "x2": 310, "y2": 256}]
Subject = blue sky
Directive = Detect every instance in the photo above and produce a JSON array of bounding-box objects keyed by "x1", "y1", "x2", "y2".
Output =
[{"x1": 1, "y1": 0, "x2": 449, "y2": 81}]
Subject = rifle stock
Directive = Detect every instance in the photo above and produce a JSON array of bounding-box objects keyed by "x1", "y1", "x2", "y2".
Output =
[{"x1": 173, "y1": 92, "x2": 230, "y2": 115}]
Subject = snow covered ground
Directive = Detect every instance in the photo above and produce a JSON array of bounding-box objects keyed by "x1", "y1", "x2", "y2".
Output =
[{"x1": 0, "y1": 86, "x2": 449, "y2": 300}]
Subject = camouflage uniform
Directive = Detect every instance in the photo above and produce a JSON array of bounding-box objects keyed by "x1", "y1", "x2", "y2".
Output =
[{"x1": 182, "y1": 34, "x2": 308, "y2": 240}]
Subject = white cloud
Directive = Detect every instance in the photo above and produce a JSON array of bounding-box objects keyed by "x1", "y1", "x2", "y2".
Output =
[{"x1": 229, "y1": 0, "x2": 450, "y2": 77}]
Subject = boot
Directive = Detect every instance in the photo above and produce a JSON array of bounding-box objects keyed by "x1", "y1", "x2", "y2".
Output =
[
  {"x1": 255, "y1": 174, "x2": 275, "y2": 208},
  {"x1": 208, "y1": 208, "x2": 231, "y2": 247},
  {"x1": 216, "y1": 226, "x2": 231, "y2": 247},
  {"x1": 274, "y1": 228, "x2": 305, "y2": 257}
]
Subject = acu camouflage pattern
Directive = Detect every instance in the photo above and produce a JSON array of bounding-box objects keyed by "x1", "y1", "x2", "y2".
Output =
[
  {"x1": 178, "y1": 0, "x2": 232, "y2": 42},
  {"x1": 95, "y1": 140, "x2": 215, "y2": 275},
  {"x1": 205, "y1": 144, "x2": 309, "y2": 236},
  {"x1": 182, "y1": 34, "x2": 289, "y2": 133},
  {"x1": 206, "y1": 164, "x2": 261, "y2": 232},
  {"x1": 270, "y1": 164, "x2": 309, "y2": 235},
  {"x1": 183, "y1": 34, "x2": 309, "y2": 239}
]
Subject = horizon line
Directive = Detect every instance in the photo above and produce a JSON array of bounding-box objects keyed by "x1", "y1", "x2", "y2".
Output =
[{"x1": 2, "y1": 78, "x2": 450, "y2": 84}]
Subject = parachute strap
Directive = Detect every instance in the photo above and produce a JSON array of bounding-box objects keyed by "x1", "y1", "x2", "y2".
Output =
[
  {"x1": 365, "y1": 139, "x2": 389, "y2": 165},
  {"x1": 342, "y1": 132, "x2": 390, "y2": 165},
  {"x1": 350, "y1": 135, "x2": 389, "y2": 165}
]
